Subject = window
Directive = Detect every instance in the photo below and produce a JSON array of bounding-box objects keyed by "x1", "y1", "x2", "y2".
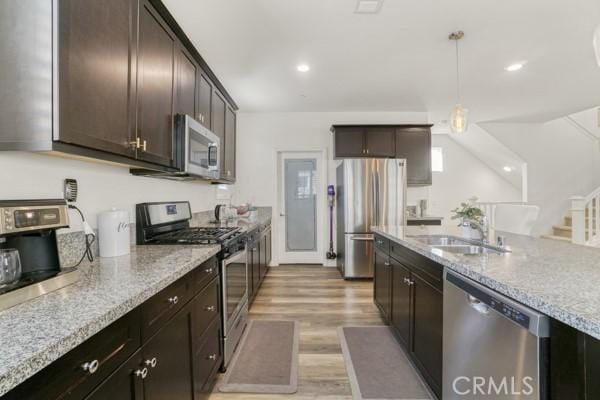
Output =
[{"x1": 432, "y1": 147, "x2": 444, "y2": 172}]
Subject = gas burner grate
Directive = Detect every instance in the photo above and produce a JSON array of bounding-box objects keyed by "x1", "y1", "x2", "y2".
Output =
[{"x1": 154, "y1": 226, "x2": 240, "y2": 244}]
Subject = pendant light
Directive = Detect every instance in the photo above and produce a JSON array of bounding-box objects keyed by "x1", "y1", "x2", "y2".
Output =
[
  {"x1": 449, "y1": 31, "x2": 468, "y2": 133},
  {"x1": 594, "y1": 24, "x2": 600, "y2": 67}
]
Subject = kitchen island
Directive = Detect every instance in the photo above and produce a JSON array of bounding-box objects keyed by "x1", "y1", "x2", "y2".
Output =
[{"x1": 373, "y1": 225, "x2": 600, "y2": 399}]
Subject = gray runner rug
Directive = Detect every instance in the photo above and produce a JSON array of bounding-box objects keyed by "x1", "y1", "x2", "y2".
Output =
[
  {"x1": 219, "y1": 320, "x2": 299, "y2": 394},
  {"x1": 338, "y1": 326, "x2": 432, "y2": 400}
]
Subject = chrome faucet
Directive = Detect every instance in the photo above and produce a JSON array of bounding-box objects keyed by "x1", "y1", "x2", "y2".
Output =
[{"x1": 469, "y1": 216, "x2": 489, "y2": 244}]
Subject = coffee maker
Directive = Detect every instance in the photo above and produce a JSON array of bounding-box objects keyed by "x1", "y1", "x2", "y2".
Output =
[{"x1": 0, "y1": 199, "x2": 80, "y2": 311}]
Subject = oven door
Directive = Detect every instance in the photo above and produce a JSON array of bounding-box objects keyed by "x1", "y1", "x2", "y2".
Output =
[
  {"x1": 183, "y1": 115, "x2": 220, "y2": 179},
  {"x1": 222, "y1": 246, "x2": 248, "y2": 334}
]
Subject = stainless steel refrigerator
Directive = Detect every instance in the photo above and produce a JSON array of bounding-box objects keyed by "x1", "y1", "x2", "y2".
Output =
[{"x1": 336, "y1": 159, "x2": 407, "y2": 279}]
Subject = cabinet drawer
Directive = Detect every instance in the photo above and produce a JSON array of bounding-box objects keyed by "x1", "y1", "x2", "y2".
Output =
[
  {"x1": 141, "y1": 273, "x2": 193, "y2": 341},
  {"x1": 390, "y1": 242, "x2": 443, "y2": 291},
  {"x1": 6, "y1": 310, "x2": 141, "y2": 400},
  {"x1": 374, "y1": 234, "x2": 389, "y2": 253},
  {"x1": 193, "y1": 276, "x2": 221, "y2": 338},
  {"x1": 193, "y1": 317, "x2": 222, "y2": 397},
  {"x1": 194, "y1": 257, "x2": 219, "y2": 294}
]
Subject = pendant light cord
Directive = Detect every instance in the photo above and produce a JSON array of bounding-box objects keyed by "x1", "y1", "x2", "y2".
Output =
[{"x1": 455, "y1": 39, "x2": 461, "y2": 104}]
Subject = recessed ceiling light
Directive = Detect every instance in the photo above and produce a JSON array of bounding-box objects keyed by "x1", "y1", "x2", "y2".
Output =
[
  {"x1": 354, "y1": 0, "x2": 383, "y2": 14},
  {"x1": 296, "y1": 64, "x2": 310, "y2": 72},
  {"x1": 505, "y1": 62, "x2": 525, "y2": 72},
  {"x1": 503, "y1": 166, "x2": 513, "y2": 172}
]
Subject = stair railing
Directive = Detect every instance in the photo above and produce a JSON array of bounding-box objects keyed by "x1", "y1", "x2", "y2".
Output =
[
  {"x1": 475, "y1": 201, "x2": 529, "y2": 232},
  {"x1": 571, "y1": 188, "x2": 600, "y2": 245}
]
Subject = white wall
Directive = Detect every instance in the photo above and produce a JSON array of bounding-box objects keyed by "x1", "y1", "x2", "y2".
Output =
[
  {"x1": 482, "y1": 117, "x2": 600, "y2": 236},
  {"x1": 407, "y1": 135, "x2": 522, "y2": 224},
  {"x1": 0, "y1": 152, "x2": 222, "y2": 232}
]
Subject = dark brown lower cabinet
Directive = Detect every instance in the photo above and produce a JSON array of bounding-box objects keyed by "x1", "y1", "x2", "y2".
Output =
[
  {"x1": 250, "y1": 238, "x2": 260, "y2": 300},
  {"x1": 373, "y1": 247, "x2": 391, "y2": 320},
  {"x1": 5, "y1": 258, "x2": 222, "y2": 400},
  {"x1": 259, "y1": 231, "x2": 268, "y2": 280},
  {"x1": 374, "y1": 234, "x2": 442, "y2": 399},
  {"x1": 410, "y1": 272, "x2": 443, "y2": 397},
  {"x1": 84, "y1": 350, "x2": 145, "y2": 400},
  {"x1": 143, "y1": 301, "x2": 194, "y2": 400},
  {"x1": 247, "y1": 224, "x2": 272, "y2": 307},
  {"x1": 390, "y1": 259, "x2": 411, "y2": 347}
]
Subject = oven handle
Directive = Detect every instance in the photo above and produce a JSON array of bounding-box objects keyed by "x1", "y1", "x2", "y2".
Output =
[{"x1": 223, "y1": 247, "x2": 247, "y2": 264}]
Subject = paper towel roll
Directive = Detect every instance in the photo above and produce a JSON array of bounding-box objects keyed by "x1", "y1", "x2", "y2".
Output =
[{"x1": 98, "y1": 209, "x2": 130, "y2": 257}]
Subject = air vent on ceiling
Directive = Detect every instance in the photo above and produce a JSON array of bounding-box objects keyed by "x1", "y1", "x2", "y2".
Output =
[{"x1": 355, "y1": 0, "x2": 384, "y2": 14}]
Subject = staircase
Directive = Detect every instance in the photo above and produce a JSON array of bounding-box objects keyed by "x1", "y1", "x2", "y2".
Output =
[
  {"x1": 541, "y1": 215, "x2": 574, "y2": 242},
  {"x1": 542, "y1": 194, "x2": 598, "y2": 246}
]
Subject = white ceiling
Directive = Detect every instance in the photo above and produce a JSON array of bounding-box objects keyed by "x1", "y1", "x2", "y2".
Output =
[{"x1": 164, "y1": 0, "x2": 600, "y2": 122}]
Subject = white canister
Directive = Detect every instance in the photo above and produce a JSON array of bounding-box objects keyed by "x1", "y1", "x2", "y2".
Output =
[{"x1": 98, "y1": 209, "x2": 131, "y2": 257}]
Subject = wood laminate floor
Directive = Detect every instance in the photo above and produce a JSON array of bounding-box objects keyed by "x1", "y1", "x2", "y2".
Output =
[{"x1": 210, "y1": 265, "x2": 384, "y2": 400}]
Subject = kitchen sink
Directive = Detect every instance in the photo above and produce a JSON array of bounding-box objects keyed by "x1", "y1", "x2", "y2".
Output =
[{"x1": 411, "y1": 235, "x2": 509, "y2": 255}]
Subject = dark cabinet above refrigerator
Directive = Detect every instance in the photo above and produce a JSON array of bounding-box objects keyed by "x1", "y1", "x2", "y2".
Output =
[{"x1": 331, "y1": 124, "x2": 433, "y2": 186}]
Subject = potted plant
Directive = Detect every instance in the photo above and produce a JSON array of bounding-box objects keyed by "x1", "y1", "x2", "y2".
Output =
[{"x1": 451, "y1": 198, "x2": 484, "y2": 239}]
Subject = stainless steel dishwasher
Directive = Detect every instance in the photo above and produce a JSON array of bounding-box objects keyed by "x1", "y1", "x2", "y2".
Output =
[{"x1": 443, "y1": 270, "x2": 550, "y2": 399}]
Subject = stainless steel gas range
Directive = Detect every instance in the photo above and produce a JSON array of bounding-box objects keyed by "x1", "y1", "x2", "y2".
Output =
[{"x1": 136, "y1": 201, "x2": 248, "y2": 370}]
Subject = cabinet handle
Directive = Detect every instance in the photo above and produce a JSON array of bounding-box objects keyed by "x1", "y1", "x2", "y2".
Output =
[
  {"x1": 134, "y1": 367, "x2": 148, "y2": 379},
  {"x1": 366, "y1": 149, "x2": 369, "y2": 154},
  {"x1": 207, "y1": 354, "x2": 217, "y2": 361},
  {"x1": 384, "y1": 262, "x2": 390, "y2": 266},
  {"x1": 130, "y1": 137, "x2": 141, "y2": 149},
  {"x1": 403, "y1": 277, "x2": 410, "y2": 285},
  {"x1": 81, "y1": 359, "x2": 99, "y2": 374},
  {"x1": 141, "y1": 140, "x2": 147, "y2": 151},
  {"x1": 145, "y1": 357, "x2": 158, "y2": 368},
  {"x1": 204, "y1": 267, "x2": 214, "y2": 274},
  {"x1": 204, "y1": 305, "x2": 216, "y2": 312},
  {"x1": 168, "y1": 296, "x2": 179, "y2": 305},
  {"x1": 376, "y1": 240, "x2": 384, "y2": 245}
]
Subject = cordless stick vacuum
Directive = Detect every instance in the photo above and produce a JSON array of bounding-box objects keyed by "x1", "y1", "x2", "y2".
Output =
[{"x1": 326, "y1": 185, "x2": 337, "y2": 259}]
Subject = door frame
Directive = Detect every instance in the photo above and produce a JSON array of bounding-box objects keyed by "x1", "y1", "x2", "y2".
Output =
[{"x1": 274, "y1": 149, "x2": 327, "y2": 265}]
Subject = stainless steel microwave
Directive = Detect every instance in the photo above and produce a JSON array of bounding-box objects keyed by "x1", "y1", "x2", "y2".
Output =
[{"x1": 181, "y1": 114, "x2": 220, "y2": 179}]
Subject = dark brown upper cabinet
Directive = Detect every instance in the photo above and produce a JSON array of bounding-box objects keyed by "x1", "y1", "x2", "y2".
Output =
[
  {"x1": 175, "y1": 46, "x2": 198, "y2": 119},
  {"x1": 1, "y1": 0, "x2": 238, "y2": 176},
  {"x1": 58, "y1": 0, "x2": 138, "y2": 158},
  {"x1": 332, "y1": 125, "x2": 395, "y2": 158},
  {"x1": 332, "y1": 124, "x2": 432, "y2": 186},
  {"x1": 395, "y1": 126, "x2": 432, "y2": 186},
  {"x1": 211, "y1": 90, "x2": 227, "y2": 177},
  {"x1": 224, "y1": 105, "x2": 236, "y2": 181},
  {"x1": 135, "y1": 1, "x2": 177, "y2": 168},
  {"x1": 196, "y1": 71, "x2": 213, "y2": 129},
  {"x1": 365, "y1": 127, "x2": 396, "y2": 157},
  {"x1": 333, "y1": 127, "x2": 366, "y2": 157}
]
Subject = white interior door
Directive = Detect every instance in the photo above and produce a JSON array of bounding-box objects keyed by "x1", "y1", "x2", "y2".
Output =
[{"x1": 278, "y1": 151, "x2": 324, "y2": 264}]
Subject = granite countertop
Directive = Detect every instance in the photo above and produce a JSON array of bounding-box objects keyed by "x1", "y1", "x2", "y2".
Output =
[
  {"x1": 0, "y1": 244, "x2": 220, "y2": 396},
  {"x1": 372, "y1": 225, "x2": 600, "y2": 340},
  {"x1": 191, "y1": 206, "x2": 272, "y2": 232}
]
